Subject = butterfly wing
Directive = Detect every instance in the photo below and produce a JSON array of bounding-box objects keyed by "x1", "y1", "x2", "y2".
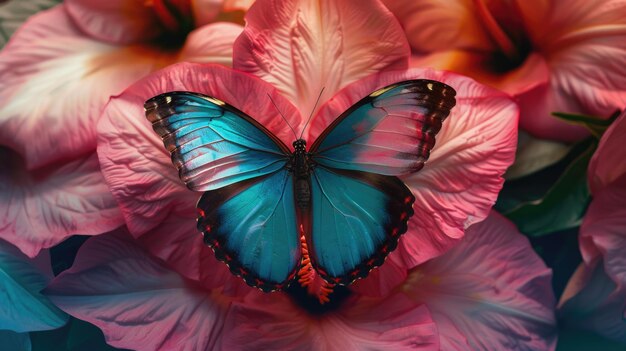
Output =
[
  {"x1": 145, "y1": 91, "x2": 290, "y2": 191},
  {"x1": 307, "y1": 80, "x2": 456, "y2": 284},
  {"x1": 145, "y1": 92, "x2": 300, "y2": 290},
  {"x1": 310, "y1": 80, "x2": 456, "y2": 175},
  {"x1": 197, "y1": 170, "x2": 300, "y2": 291},
  {"x1": 309, "y1": 167, "x2": 414, "y2": 284}
]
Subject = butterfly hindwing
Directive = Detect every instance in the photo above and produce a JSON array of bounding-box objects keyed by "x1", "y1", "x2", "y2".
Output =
[
  {"x1": 310, "y1": 80, "x2": 456, "y2": 175},
  {"x1": 145, "y1": 92, "x2": 290, "y2": 191},
  {"x1": 197, "y1": 170, "x2": 301, "y2": 291},
  {"x1": 308, "y1": 167, "x2": 414, "y2": 284}
]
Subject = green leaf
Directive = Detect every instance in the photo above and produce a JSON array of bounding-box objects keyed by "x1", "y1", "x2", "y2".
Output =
[
  {"x1": 30, "y1": 318, "x2": 128, "y2": 351},
  {"x1": 497, "y1": 138, "x2": 595, "y2": 236},
  {"x1": 556, "y1": 326, "x2": 626, "y2": 351},
  {"x1": 0, "y1": 0, "x2": 62, "y2": 48},
  {"x1": 0, "y1": 240, "x2": 69, "y2": 332},
  {"x1": 0, "y1": 330, "x2": 31, "y2": 351},
  {"x1": 553, "y1": 110, "x2": 621, "y2": 138}
]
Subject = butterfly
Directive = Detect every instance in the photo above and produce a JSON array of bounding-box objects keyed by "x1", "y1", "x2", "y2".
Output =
[{"x1": 144, "y1": 79, "x2": 456, "y2": 292}]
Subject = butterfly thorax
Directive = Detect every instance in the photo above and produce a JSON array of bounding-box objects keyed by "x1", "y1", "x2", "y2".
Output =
[{"x1": 291, "y1": 139, "x2": 313, "y2": 209}]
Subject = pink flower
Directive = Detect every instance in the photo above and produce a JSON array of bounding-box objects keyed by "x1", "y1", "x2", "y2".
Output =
[
  {"x1": 97, "y1": 0, "x2": 518, "y2": 289},
  {"x1": 558, "y1": 111, "x2": 626, "y2": 342},
  {"x1": 384, "y1": 0, "x2": 626, "y2": 142},
  {"x1": 44, "y1": 212, "x2": 556, "y2": 350},
  {"x1": 0, "y1": 0, "x2": 247, "y2": 256}
]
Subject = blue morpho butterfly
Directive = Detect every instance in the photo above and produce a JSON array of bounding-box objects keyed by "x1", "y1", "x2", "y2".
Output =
[{"x1": 144, "y1": 79, "x2": 456, "y2": 292}]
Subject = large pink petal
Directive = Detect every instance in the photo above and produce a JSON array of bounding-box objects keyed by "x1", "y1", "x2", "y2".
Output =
[
  {"x1": 0, "y1": 149, "x2": 123, "y2": 257},
  {"x1": 45, "y1": 230, "x2": 231, "y2": 351},
  {"x1": 403, "y1": 212, "x2": 557, "y2": 350},
  {"x1": 587, "y1": 111, "x2": 626, "y2": 193},
  {"x1": 222, "y1": 291, "x2": 439, "y2": 350},
  {"x1": 233, "y1": 0, "x2": 409, "y2": 130},
  {"x1": 65, "y1": 0, "x2": 161, "y2": 44},
  {"x1": 135, "y1": 210, "x2": 249, "y2": 293},
  {"x1": 179, "y1": 22, "x2": 242, "y2": 64},
  {"x1": 0, "y1": 7, "x2": 156, "y2": 169},
  {"x1": 313, "y1": 69, "x2": 518, "y2": 267},
  {"x1": 0, "y1": 0, "x2": 60, "y2": 48},
  {"x1": 381, "y1": 0, "x2": 495, "y2": 53}
]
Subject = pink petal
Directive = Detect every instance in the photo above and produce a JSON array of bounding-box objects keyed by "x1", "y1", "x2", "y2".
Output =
[
  {"x1": 381, "y1": 0, "x2": 495, "y2": 53},
  {"x1": 0, "y1": 149, "x2": 123, "y2": 257},
  {"x1": 313, "y1": 69, "x2": 518, "y2": 267},
  {"x1": 404, "y1": 212, "x2": 557, "y2": 350},
  {"x1": 191, "y1": 0, "x2": 225, "y2": 27},
  {"x1": 135, "y1": 210, "x2": 245, "y2": 292},
  {"x1": 0, "y1": 6, "x2": 154, "y2": 169},
  {"x1": 222, "y1": 291, "x2": 439, "y2": 350},
  {"x1": 233, "y1": 0, "x2": 409, "y2": 130},
  {"x1": 587, "y1": 111, "x2": 626, "y2": 193},
  {"x1": 580, "y1": 175, "x2": 626, "y2": 275},
  {"x1": 350, "y1": 252, "x2": 407, "y2": 298},
  {"x1": 45, "y1": 229, "x2": 231, "y2": 351},
  {"x1": 179, "y1": 22, "x2": 242, "y2": 64},
  {"x1": 221, "y1": 0, "x2": 255, "y2": 12},
  {"x1": 0, "y1": 0, "x2": 60, "y2": 48},
  {"x1": 65, "y1": 0, "x2": 161, "y2": 44},
  {"x1": 515, "y1": 0, "x2": 626, "y2": 141}
]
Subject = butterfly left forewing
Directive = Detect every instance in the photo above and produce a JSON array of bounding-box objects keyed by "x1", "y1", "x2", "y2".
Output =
[
  {"x1": 145, "y1": 91, "x2": 290, "y2": 191},
  {"x1": 145, "y1": 92, "x2": 300, "y2": 291},
  {"x1": 306, "y1": 80, "x2": 456, "y2": 284}
]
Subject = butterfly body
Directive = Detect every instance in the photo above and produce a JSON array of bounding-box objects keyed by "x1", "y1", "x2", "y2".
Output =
[
  {"x1": 290, "y1": 139, "x2": 313, "y2": 209},
  {"x1": 145, "y1": 79, "x2": 456, "y2": 292}
]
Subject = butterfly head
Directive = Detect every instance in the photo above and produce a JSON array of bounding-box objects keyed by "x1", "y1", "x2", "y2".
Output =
[{"x1": 293, "y1": 139, "x2": 307, "y2": 152}]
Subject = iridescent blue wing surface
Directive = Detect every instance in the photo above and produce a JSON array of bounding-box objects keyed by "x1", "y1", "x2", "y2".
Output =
[
  {"x1": 145, "y1": 92, "x2": 300, "y2": 291},
  {"x1": 145, "y1": 92, "x2": 290, "y2": 191},
  {"x1": 197, "y1": 170, "x2": 300, "y2": 291},
  {"x1": 307, "y1": 80, "x2": 456, "y2": 284},
  {"x1": 310, "y1": 80, "x2": 456, "y2": 175},
  {"x1": 309, "y1": 167, "x2": 414, "y2": 284}
]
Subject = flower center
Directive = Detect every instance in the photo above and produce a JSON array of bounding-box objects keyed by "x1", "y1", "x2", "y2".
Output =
[
  {"x1": 475, "y1": 0, "x2": 532, "y2": 73},
  {"x1": 286, "y1": 283, "x2": 351, "y2": 316},
  {"x1": 145, "y1": 0, "x2": 194, "y2": 49}
]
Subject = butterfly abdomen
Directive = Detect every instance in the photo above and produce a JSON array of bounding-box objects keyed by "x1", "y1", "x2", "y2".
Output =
[
  {"x1": 295, "y1": 179, "x2": 311, "y2": 209},
  {"x1": 292, "y1": 139, "x2": 312, "y2": 209}
]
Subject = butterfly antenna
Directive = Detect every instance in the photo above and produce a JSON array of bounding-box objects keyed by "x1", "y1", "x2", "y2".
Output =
[
  {"x1": 299, "y1": 87, "x2": 325, "y2": 140},
  {"x1": 268, "y1": 93, "x2": 298, "y2": 140}
]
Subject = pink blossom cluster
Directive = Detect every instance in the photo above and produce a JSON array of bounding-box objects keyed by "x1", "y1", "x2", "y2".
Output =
[{"x1": 0, "y1": 0, "x2": 624, "y2": 350}]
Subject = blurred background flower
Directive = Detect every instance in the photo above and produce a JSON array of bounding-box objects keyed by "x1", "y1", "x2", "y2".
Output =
[
  {"x1": 383, "y1": 0, "x2": 626, "y2": 142},
  {"x1": 0, "y1": 0, "x2": 248, "y2": 257}
]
